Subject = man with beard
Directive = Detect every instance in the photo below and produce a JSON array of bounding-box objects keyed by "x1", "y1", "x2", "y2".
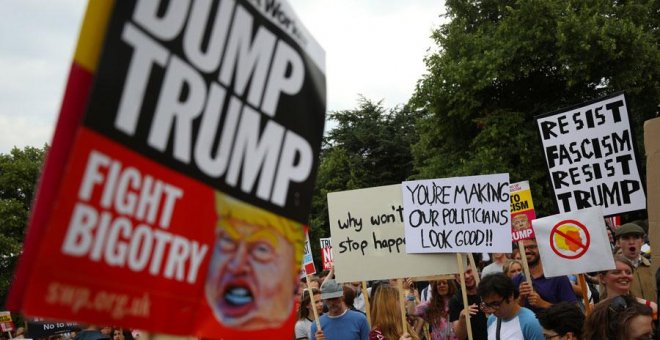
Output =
[
  {"x1": 513, "y1": 239, "x2": 576, "y2": 314},
  {"x1": 615, "y1": 222, "x2": 656, "y2": 303},
  {"x1": 449, "y1": 266, "x2": 488, "y2": 340},
  {"x1": 310, "y1": 279, "x2": 369, "y2": 340},
  {"x1": 205, "y1": 192, "x2": 304, "y2": 330}
]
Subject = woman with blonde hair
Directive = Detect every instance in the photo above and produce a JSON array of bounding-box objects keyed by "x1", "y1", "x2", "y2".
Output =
[
  {"x1": 502, "y1": 259, "x2": 523, "y2": 279},
  {"x1": 370, "y1": 286, "x2": 419, "y2": 340}
]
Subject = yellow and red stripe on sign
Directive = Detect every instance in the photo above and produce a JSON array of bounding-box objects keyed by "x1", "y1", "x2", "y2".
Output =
[
  {"x1": 511, "y1": 188, "x2": 535, "y2": 213},
  {"x1": 74, "y1": 0, "x2": 115, "y2": 73},
  {"x1": 6, "y1": 0, "x2": 115, "y2": 310}
]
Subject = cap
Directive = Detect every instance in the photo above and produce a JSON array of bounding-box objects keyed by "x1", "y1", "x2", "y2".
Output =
[
  {"x1": 615, "y1": 223, "x2": 645, "y2": 238},
  {"x1": 320, "y1": 279, "x2": 344, "y2": 299}
]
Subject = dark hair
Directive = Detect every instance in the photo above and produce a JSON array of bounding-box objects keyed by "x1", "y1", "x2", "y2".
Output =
[
  {"x1": 583, "y1": 295, "x2": 653, "y2": 339},
  {"x1": 297, "y1": 288, "x2": 320, "y2": 320},
  {"x1": 343, "y1": 285, "x2": 356, "y2": 307},
  {"x1": 423, "y1": 279, "x2": 456, "y2": 322},
  {"x1": 477, "y1": 272, "x2": 518, "y2": 299},
  {"x1": 537, "y1": 302, "x2": 584, "y2": 339}
]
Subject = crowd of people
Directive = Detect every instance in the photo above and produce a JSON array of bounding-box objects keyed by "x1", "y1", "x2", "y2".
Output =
[
  {"x1": 3, "y1": 325, "x2": 136, "y2": 340},
  {"x1": 296, "y1": 221, "x2": 657, "y2": 339}
]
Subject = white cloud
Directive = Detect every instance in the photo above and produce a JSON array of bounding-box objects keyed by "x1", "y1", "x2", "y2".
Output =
[{"x1": 0, "y1": 0, "x2": 445, "y2": 154}]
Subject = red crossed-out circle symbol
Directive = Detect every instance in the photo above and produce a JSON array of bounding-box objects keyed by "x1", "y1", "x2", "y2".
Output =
[{"x1": 549, "y1": 219, "x2": 590, "y2": 259}]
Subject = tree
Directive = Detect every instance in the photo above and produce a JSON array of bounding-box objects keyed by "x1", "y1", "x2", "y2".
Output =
[
  {"x1": 308, "y1": 97, "x2": 421, "y2": 267},
  {"x1": 0, "y1": 146, "x2": 47, "y2": 307},
  {"x1": 410, "y1": 0, "x2": 659, "y2": 216}
]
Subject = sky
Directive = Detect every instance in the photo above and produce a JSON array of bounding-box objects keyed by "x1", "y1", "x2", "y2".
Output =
[{"x1": 0, "y1": 0, "x2": 446, "y2": 154}]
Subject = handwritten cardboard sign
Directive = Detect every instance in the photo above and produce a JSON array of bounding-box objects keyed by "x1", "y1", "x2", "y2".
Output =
[
  {"x1": 327, "y1": 185, "x2": 458, "y2": 282},
  {"x1": 536, "y1": 93, "x2": 646, "y2": 215},
  {"x1": 402, "y1": 174, "x2": 511, "y2": 253}
]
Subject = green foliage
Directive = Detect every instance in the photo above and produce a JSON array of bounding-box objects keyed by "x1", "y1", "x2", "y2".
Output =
[
  {"x1": 0, "y1": 146, "x2": 47, "y2": 307},
  {"x1": 411, "y1": 0, "x2": 659, "y2": 216},
  {"x1": 308, "y1": 97, "x2": 420, "y2": 267}
]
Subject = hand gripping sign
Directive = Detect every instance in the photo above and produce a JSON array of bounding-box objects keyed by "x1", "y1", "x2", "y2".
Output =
[{"x1": 7, "y1": 1, "x2": 326, "y2": 339}]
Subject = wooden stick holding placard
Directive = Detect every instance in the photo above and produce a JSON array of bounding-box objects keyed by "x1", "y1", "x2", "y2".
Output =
[
  {"x1": 517, "y1": 242, "x2": 532, "y2": 286},
  {"x1": 306, "y1": 274, "x2": 321, "y2": 330},
  {"x1": 397, "y1": 279, "x2": 408, "y2": 335},
  {"x1": 467, "y1": 253, "x2": 480, "y2": 287},
  {"x1": 456, "y1": 253, "x2": 473, "y2": 340},
  {"x1": 578, "y1": 274, "x2": 592, "y2": 315},
  {"x1": 362, "y1": 281, "x2": 372, "y2": 327}
]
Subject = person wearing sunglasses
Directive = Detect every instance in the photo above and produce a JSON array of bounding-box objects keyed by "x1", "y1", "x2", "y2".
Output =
[
  {"x1": 583, "y1": 294, "x2": 653, "y2": 339},
  {"x1": 477, "y1": 273, "x2": 544, "y2": 340},
  {"x1": 537, "y1": 302, "x2": 584, "y2": 340}
]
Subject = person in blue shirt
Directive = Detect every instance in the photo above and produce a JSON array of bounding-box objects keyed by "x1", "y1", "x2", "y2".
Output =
[
  {"x1": 513, "y1": 239, "x2": 577, "y2": 314},
  {"x1": 311, "y1": 279, "x2": 370, "y2": 340},
  {"x1": 478, "y1": 273, "x2": 544, "y2": 340}
]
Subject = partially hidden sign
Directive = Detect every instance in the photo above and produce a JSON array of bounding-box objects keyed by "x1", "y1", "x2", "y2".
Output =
[
  {"x1": 402, "y1": 174, "x2": 511, "y2": 253},
  {"x1": 319, "y1": 238, "x2": 333, "y2": 270},
  {"x1": 536, "y1": 93, "x2": 646, "y2": 215},
  {"x1": 533, "y1": 207, "x2": 615, "y2": 277},
  {"x1": 327, "y1": 185, "x2": 458, "y2": 282},
  {"x1": 510, "y1": 181, "x2": 536, "y2": 242},
  {"x1": 302, "y1": 229, "x2": 316, "y2": 275},
  {"x1": 8, "y1": 1, "x2": 325, "y2": 339}
]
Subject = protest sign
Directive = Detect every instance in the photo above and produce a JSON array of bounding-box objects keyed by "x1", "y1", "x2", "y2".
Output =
[
  {"x1": 510, "y1": 181, "x2": 536, "y2": 242},
  {"x1": 328, "y1": 185, "x2": 459, "y2": 282},
  {"x1": 536, "y1": 93, "x2": 645, "y2": 215},
  {"x1": 533, "y1": 207, "x2": 615, "y2": 277},
  {"x1": 8, "y1": 1, "x2": 325, "y2": 339},
  {"x1": 319, "y1": 238, "x2": 333, "y2": 270},
  {"x1": 0, "y1": 312, "x2": 13, "y2": 333},
  {"x1": 25, "y1": 320, "x2": 81, "y2": 339},
  {"x1": 402, "y1": 174, "x2": 511, "y2": 253},
  {"x1": 302, "y1": 230, "x2": 316, "y2": 275}
]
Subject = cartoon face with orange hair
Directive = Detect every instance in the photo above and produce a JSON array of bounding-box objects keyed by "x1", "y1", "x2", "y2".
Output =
[
  {"x1": 205, "y1": 193, "x2": 304, "y2": 330},
  {"x1": 512, "y1": 214, "x2": 530, "y2": 231}
]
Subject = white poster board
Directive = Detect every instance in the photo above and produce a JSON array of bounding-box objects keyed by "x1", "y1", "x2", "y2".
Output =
[
  {"x1": 402, "y1": 174, "x2": 511, "y2": 253},
  {"x1": 536, "y1": 93, "x2": 646, "y2": 215},
  {"x1": 532, "y1": 207, "x2": 615, "y2": 277},
  {"x1": 327, "y1": 185, "x2": 459, "y2": 282}
]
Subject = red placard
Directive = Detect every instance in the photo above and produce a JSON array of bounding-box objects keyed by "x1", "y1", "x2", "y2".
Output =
[{"x1": 8, "y1": 1, "x2": 325, "y2": 339}]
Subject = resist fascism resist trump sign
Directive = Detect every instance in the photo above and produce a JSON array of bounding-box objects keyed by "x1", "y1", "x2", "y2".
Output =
[
  {"x1": 7, "y1": 1, "x2": 326, "y2": 339},
  {"x1": 536, "y1": 93, "x2": 646, "y2": 216}
]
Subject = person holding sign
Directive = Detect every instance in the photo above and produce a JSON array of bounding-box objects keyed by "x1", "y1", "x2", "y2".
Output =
[
  {"x1": 614, "y1": 223, "x2": 656, "y2": 303},
  {"x1": 449, "y1": 266, "x2": 488, "y2": 340},
  {"x1": 477, "y1": 273, "x2": 544, "y2": 340},
  {"x1": 205, "y1": 193, "x2": 304, "y2": 330},
  {"x1": 311, "y1": 279, "x2": 370, "y2": 340},
  {"x1": 512, "y1": 239, "x2": 576, "y2": 314},
  {"x1": 296, "y1": 288, "x2": 323, "y2": 340}
]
